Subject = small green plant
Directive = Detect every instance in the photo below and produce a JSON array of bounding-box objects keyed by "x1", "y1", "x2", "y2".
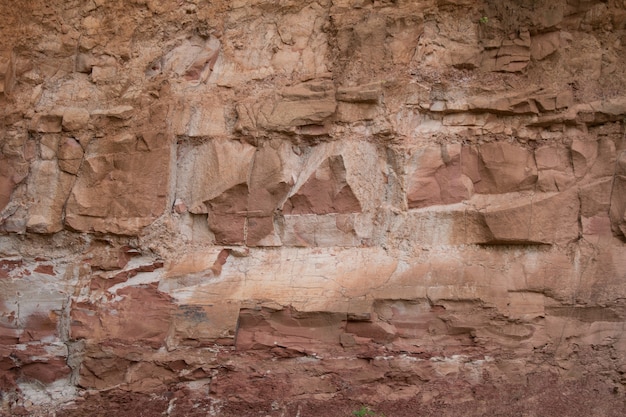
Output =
[
  {"x1": 352, "y1": 406, "x2": 376, "y2": 417},
  {"x1": 479, "y1": 16, "x2": 489, "y2": 24}
]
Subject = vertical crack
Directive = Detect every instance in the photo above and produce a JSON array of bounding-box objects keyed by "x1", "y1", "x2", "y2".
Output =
[{"x1": 607, "y1": 149, "x2": 624, "y2": 221}]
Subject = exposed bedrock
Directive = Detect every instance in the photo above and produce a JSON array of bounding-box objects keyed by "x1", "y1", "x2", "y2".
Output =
[{"x1": 1, "y1": 0, "x2": 626, "y2": 415}]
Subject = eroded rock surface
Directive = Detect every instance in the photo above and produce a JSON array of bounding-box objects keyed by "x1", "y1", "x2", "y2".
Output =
[{"x1": 1, "y1": 0, "x2": 626, "y2": 415}]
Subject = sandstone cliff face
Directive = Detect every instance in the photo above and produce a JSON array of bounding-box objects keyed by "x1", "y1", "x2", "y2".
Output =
[{"x1": 1, "y1": 0, "x2": 626, "y2": 415}]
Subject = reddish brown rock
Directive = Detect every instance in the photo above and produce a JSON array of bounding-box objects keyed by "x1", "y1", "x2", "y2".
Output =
[
  {"x1": 25, "y1": 160, "x2": 74, "y2": 233},
  {"x1": 78, "y1": 351, "x2": 132, "y2": 390},
  {"x1": 33, "y1": 264, "x2": 54, "y2": 275},
  {"x1": 29, "y1": 114, "x2": 63, "y2": 133},
  {"x1": 0, "y1": 177, "x2": 12, "y2": 212},
  {"x1": 147, "y1": 36, "x2": 220, "y2": 83},
  {"x1": 21, "y1": 358, "x2": 71, "y2": 384},
  {"x1": 463, "y1": 143, "x2": 537, "y2": 194},
  {"x1": 570, "y1": 138, "x2": 616, "y2": 181},
  {"x1": 279, "y1": 213, "x2": 365, "y2": 247},
  {"x1": 406, "y1": 144, "x2": 473, "y2": 208},
  {"x1": 466, "y1": 89, "x2": 567, "y2": 116},
  {"x1": 535, "y1": 145, "x2": 575, "y2": 192},
  {"x1": 64, "y1": 133, "x2": 170, "y2": 235},
  {"x1": 57, "y1": 137, "x2": 84, "y2": 174},
  {"x1": 168, "y1": 302, "x2": 240, "y2": 347},
  {"x1": 71, "y1": 284, "x2": 174, "y2": 347},
  {"x1": 0, "y1": 131, "x2": 31, "y2": 213},
  {"x1": 0, "y1": 259, "x2": 23, "y2": 280},
  {"x1": 235, "y1": 306, "x2": 347, "y2": 353},
  {"x1": 183, "y1": 145, "x2": 364, "y2": 245},
  {"x1": 84, "y1": 241, "x2": 134, "y2": 271},
  {"x1": 283, "y1": 156, "x2": 361, "y2": 215},
  {"x1": 1, "y1": 0, "x2": 626, "y2": 415},
  {"x1": 61, "y1": 107, "x2": 90, "y2": 131},
  {"x1": 170, "y1": 95, "x2": 227, "y2": 138},
  {"x1": 0, "y1": 50, "x2": 16, "y2": 96},
  {"x1": 481, "y1": 30, "x2": 531, "y2": 72},
  {"x1": 176, "y1": 140, "x2": 285, "y2": 245},
  {"x1": 530, "y1": 31, "x2": 561, "y2": 60},
  {"x1": 610, "y1": 151, "x2": 626, "y2": 238},
  {"x1": 476, "y1": 190, "x2": 580, "y2": 245},
  {"x1": 91, "y1": 106, "x2": 134, "y2": 120},
  {"x1": 19, "y1": 312, "x2": 60, "y2": 342},
  {"x1": 206, "y1": 184, "x2": 249, "y2": 245},
  {"x1": 266, "y1": 98, "x2": 336, "y2": 131},
  {"x1": 579, "y1": 178, "x2": 613, "y2": 218}
]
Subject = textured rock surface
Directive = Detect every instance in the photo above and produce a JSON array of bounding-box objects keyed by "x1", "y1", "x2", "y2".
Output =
[{"x1": 1, "y1": 0, "x2": 626, "y2": 415}]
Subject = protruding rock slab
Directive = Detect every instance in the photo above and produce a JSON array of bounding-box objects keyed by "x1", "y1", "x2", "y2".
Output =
[
  {"x1": 406, "y1": 144, "x2": 473, "y2": 209},
  {"x1": 463, "y1": 143, "x2": 538, "y2": 194},
  {"x1": 610, "y1": 152, "x2": 626, "y2": 239},
  {"x1": 475, "y1": 190, "x2": 580, "y2": 245}
]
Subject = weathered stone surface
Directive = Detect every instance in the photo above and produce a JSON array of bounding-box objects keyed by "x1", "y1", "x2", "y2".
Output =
[
  {"x1": 530, "y1": 31, "x2": 561, "y2": 60},
  {"x1": 590, "y1": 96, "x2": 626, "y2": 121},
  {"x1": 0, "y1": 131, "x2": 31, "y2": 213},
  {"x1": 406, "y1": 144, "x2": 473, "y2": 208},
  {"x1": 475, "y1": 191, "x2": 580, "y2": 245},
  {"x1": 283, "y1": 155, "x2": 361, "y2": 215},
  {"x1": 386, "y1": 206, "x2": 491, "y2": 246},
  {"x1": 178, "y1": 140, "x2": 256, "y2": 215},
  {"x1": 175, "y1": 140, "x2": 381, "y2": 245},
  {"x1": 176, "y1": 140, "x2": 287, "y2": 245},
  {"x1": 463, "y1": 143, "x2": 538, "y2": 194},
  {"x1": 481, "y1": 30, "x2": 531, "y2": 72},
  {"x1": 25, "y1": 161, "x2": 74, "y2": 233},
  {"x1": 176, "y1": 102, "x2": 227, "y2": 138},
  {"x1": 64, "y1": 133, "x2": 170, "y2": 235},
  {"x1": 1, "y1": 0, "x2": 626, "y2": 414},
  {"x1": 237, "y1": 80, "x2": 337, "y2": 134},
  {"x1": 147, "y1": 36, "x2": 220, "y2": 83},
  {"x1": 572, "y1": 137, "x2": 617, "y2": 181},
  {"x1": 29, "y1": 114, "x2": 62, "y2": 133},
  {"x1": 57, "y1": 137, "x2": 84, "y2": 174},
  {"x1": 579, "y1": 177, "x2": 614, "y2": 247},
  {"x1": 71, "y1": 284, "x2": 174, "y2": 347},
  {"x1": 279, "y1": 213, "x2": 369, "y2": 247},
  {"x1": 535, "y1": 144, "x2": 575, "y2": 192},
  {"x1": 269, "y1": 98, "x2": 336, "y2": 128},
  {"x1": 610, "y1": 152, "x2": 626, "y2": 238},
  {"x1": 91, "y1": 105, "x2": 134, "y2": 120},
  {"x1": 0, "y1": 50, "x2": 16, "y2": 96},
  {"x1": 461, "y1": 89, "x2": 570, "y2": 116},
  {"x1": 336, "y1": 101, "x2": 380, "y2": 123},
  {"x1": 261, "y1": 81, "x2": 337, "y2": 130},
  {"x1": 60, "y1": 107, "x2": 90, "y2": 131},
  {"x1": 336, "y1": 83, "x2": 381, "y2": 103},
  {"x1": 0, "y1": 175, "x2": 12, "y2": 212}
]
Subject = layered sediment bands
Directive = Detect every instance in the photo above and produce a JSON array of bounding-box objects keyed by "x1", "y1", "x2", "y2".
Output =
[{"x1": 1, "y1": 0, "x2": 626, "y2": 415}]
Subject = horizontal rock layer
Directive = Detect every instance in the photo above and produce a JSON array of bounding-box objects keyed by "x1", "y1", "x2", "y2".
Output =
[{"x1": 1, "y1": 0, "x2": 626, "y2": 415}]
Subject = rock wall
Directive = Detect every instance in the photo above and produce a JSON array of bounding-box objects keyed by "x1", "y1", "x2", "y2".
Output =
[{"x1": 1, "y1": 0, "x2": 626, "y2": 415}]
